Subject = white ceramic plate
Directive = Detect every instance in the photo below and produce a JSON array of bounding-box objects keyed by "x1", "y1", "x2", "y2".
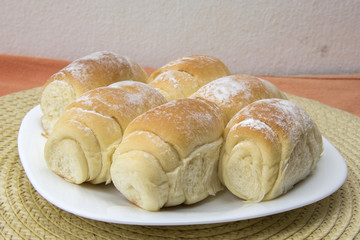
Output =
[{"x1": 18, "y1": 105, "x2": 347, "y2": 226}]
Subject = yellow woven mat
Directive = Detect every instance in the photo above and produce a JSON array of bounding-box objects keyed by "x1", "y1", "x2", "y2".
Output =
[{"x1": 1, "y1": 87, "x2": 359, "y2": 239}]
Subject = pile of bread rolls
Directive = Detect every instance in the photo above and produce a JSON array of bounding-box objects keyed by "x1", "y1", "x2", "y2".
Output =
[{"x1": 41, "y1": 51, "x2": 323, "y2": 211}]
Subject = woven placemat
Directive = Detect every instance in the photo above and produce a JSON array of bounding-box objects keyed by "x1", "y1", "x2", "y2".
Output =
[{"x1": 0, "y1": 87, "x2": 359, "y2": 239}]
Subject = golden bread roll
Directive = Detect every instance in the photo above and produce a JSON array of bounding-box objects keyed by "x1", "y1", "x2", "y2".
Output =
[
  {"x1": 191, "y1": 74, "x2": 287, "y2": 122},
  {"x1": 40, "y1": 51, "x2": 148, "y2": 134},
  {"x1": 148, "y1": 55, "x2": 230, "y2": 101},
  {"x1": 111, "y1": 98, "x2": 226, "y2": 211},
  {"x1": 44, "y1": 81, "x2": 166, "y2": 184},
  {"x1": 220, "y1": 99, "x2": 323, "y2": 202}
]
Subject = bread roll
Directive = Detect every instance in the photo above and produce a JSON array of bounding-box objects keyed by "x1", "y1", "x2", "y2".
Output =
[
  {"x1": 220, "y1": 99, "x2": 323, "y2": 202},
  {"x1": 40, "y1": 51, "x2": 148, "y2": 134},
  {"x1": 111, "y1": 98, "x2": 226, "y2": 211},
  {"x1": 192, "y1": 74, "x2": 287, "y2": 122},
  {"x1": 147, "y1": 55, "x2": 230, "y2": 101},
  {"x1": 44, "y1": 81, "x2": 166, "y2": 184}
]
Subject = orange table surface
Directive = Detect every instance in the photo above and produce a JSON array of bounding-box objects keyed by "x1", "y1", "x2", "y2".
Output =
[{"x1": 1, "y1": 54, "x2": 359, "y2": 116}]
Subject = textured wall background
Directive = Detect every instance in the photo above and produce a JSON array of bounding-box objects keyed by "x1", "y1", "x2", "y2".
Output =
[{"x1": 1, "y1": 0, "x2": 359, "y2": 75}]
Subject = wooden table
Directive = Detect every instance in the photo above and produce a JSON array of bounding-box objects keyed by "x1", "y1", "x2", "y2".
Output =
[{"x1": 1, "y1": 54, "x2": 359, "y2": 116}]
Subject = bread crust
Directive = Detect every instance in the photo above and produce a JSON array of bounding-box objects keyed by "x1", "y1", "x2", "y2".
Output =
[
  {"x1": 111, "y1": 98, "x2": 226, "y2": 211},
  {"x1": 192, "y1": 74, "x2": 287, "y2": 122},
  {"x1": 148, "y1": 55, "x2": 230, "y2": 101},
  {"x1": 43, "y1": 51, "x2": 148, "y2": 95},
  {"x1": 220, "y1": 99, "x2": 323, "y2": 202},
  {"x1": 44, "y1": 81, "x2": 166, "y2": 184},
  {"x1": 40, "y1": 51, "x2": 148, "y2": 134}
]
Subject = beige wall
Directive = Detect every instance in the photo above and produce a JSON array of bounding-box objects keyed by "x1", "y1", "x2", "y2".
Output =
[{"x1": 1, "y1": 0, "x2": 359, "y2": 75}]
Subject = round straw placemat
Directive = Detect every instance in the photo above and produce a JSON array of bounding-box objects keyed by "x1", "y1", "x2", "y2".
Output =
[{"x1": 0, "y1": 87, "x2": 359, "y2": 239}]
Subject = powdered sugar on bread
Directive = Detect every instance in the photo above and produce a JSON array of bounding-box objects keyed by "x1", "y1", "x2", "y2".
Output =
[
  {"x1": 76, "y1": 81, "x2": 166, "y2": 118},
  {"x1": 235, "y1": 99, "x2": 314, "y2": 143},
  {"x1": 193, "y1": 76, "x2": 254, "y2": 105}
]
